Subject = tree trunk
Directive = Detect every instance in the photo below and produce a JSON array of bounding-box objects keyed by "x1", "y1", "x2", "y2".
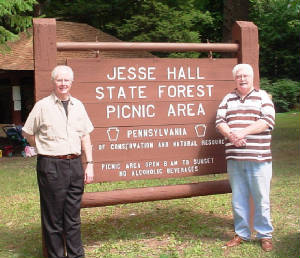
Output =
[
  {"x1": 223, "y1": 0, "x2": 249, "y2": 42},
  {"x1": 34, "y1": 0, "x2": 47, "y2": 17}
]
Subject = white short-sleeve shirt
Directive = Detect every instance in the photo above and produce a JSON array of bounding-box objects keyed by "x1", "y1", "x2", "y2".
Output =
[{"x1": 23, "y1": 93, "x2": 94, "y2": 155}]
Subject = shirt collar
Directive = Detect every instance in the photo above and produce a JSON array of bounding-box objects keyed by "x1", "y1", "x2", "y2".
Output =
[
  {"x1": 233, "y1": 88, "x2": 258, "y2": 100},
  {"x1": 51, "y1": 92, "x2": 75, "y2": 105}
]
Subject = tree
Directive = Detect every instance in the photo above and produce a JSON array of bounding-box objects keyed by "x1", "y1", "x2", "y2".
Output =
[
  {"x1": 43, "y1": 0, "x2": 221, "y2": 58},
  {"x1": 249, "y1": 0, "x2": 300, "y2": 80},
  {"x1": 105, "y1": 0, "x2": 219, "y2": 58},
  {"x1": 43, "y1": 0, "x2": 141, "y2": 30},
  {"x1": 0, "y1": 0, "x2": 37, "y2": 48},
  {"x1": 107, "y1": 2, "x2": 212, "y2": 42},
  {"x1": 222, "y1": 0, "x2": 250, "y2": 42}
]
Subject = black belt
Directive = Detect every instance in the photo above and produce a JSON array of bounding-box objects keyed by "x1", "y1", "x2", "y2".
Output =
[{"x1": 38, "y1": 154, "x2": 80, "y2": 160}]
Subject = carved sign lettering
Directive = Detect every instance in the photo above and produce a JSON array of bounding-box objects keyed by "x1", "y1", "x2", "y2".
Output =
[{"x1": 67, "y1": 58, "x2": 237, "y2": 182}]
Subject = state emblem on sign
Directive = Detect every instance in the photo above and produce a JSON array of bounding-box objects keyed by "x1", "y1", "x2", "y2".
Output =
[
  {"x1": 194, "y1": 124, "x2": 206, "y2": 137},
  {"x1": 107, "y1": 127, "x2": 120, "y2": 141}
]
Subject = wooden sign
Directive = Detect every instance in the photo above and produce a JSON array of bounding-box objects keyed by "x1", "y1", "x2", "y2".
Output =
[{"x1": 67, "y1": 58, "x2": 237, "y2": 182}]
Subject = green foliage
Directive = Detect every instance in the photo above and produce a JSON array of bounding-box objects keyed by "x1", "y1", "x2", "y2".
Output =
[
  {"x1": 261, "y1": 78, "x2": 300, "y2": 112},
  {"x1": 107, "y1": 2, "x2": 212, "y2": 42},
  {"x1": 44, "y1": 0, "x2": 222, "y2": 58},
  {"x1": 1, "y1": 0, "x2": 298, "y2": 82},
  {"x1": 106, "y1": 1, "x2": 219, "y2": 58},
  {"x1": 249, "y1": 0, "x2": 300, "y2": 81},
  {"x1": 0, "y1": 0, "x2": 37, "y2": 45},
  {"x1": 44, "y1": 0, "x2": 146, "y2": 30}
]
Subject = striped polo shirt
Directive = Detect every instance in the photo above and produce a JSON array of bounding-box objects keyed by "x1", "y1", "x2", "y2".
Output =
[{"x1": 216, "y1": 89, "x2": 275, "y2": 162}]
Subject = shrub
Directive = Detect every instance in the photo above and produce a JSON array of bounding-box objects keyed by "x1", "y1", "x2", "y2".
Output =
[{"x1": 260, "y1": 78, "x2": 300, "y2": 112}]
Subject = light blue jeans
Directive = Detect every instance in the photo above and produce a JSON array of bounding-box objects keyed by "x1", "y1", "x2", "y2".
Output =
[{"x1": 227, "y1": 160, "x2": 273, "y2": 240}]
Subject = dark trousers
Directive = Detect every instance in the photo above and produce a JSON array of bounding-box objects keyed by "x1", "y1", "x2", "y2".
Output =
[{"x1": 37, "y1": 155, "x2": 85, "y2": 258}]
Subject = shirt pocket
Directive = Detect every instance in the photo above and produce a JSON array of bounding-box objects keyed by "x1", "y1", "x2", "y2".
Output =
[{"x1": 40, "y1": 123, "x2": 56, "y2": 140}]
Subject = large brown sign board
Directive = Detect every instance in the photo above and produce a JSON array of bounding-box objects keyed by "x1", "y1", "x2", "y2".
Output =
[
  {"x1": 67, "y1": 58, "x2": 237, "y2": 182},
  {"x1": 32, "y1": 18, "x2": 260, "y2": 185}
]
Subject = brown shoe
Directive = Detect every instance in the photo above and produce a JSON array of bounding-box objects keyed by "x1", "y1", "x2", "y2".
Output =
[
  {"x1": 226, "y1": 235, "x2": 244, "y2": 247},
  {"x1": 261, "y1": 238, "x2": 273, "y2": 252}
]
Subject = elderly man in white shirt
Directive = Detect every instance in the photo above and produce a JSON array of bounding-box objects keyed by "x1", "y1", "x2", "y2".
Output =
[{"x1": 23, "y1": 65, "x2": 94, "y2": 258}]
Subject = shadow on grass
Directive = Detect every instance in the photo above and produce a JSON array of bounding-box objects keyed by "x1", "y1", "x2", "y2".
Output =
[
  {"x1": 0, "y1": 223, "x2": 44, "y2": 258},
  {"x1": 0, "y1": 205, "x2": 234, "y2": 257},
  {"x1": 81, "y1": 205, "x2": 234, "y2": 245},
  {"x1": 274, "y1": 232, "x2": 300, "y2": 258}
]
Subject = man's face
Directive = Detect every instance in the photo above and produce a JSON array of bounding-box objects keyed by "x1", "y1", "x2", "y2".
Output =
[
  {"x1": 235, "y1": 67, "x2": 254, "y2": 97},
  {"x1": 53, "y1": 71, "x2": 73, "y2": 97}
]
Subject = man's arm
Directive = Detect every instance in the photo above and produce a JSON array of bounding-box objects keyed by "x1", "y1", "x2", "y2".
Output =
[
  {"x1": 231, "y1": 119, "x2": 269, "y2": 141},
  {"x1": 22, "y1": 131, "x2": 36, "y2": 146},
  {"x1": 216, "y1": 122, "x2": 231, "y2": 139},
  {"x1": 81, "y1": 134, "x2": 94, "y2": 184},
  {"x1": 217, "y1": 122, "x2": 247, "y2": 147}
]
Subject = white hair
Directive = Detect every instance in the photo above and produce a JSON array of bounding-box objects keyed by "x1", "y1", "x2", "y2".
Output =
[
  {"x1": 232, "y1": 64, "x2": 253, "y2": 79},
  {"x1": 51, "y1": 65, "x2": 74, "y2": 81}
]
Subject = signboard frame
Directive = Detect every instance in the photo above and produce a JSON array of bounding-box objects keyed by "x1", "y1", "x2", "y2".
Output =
[{"x1": 32, "y1": 18, "x2": 259, "y2": 205}]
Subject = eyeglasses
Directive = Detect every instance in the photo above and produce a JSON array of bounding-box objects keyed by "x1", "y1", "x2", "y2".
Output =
[
  {"x1": 236, "y1": 74, "x2": 251, "y2": 80},
  {"x1": 55, "y1": 79, "x2": 72, "y2": 84}
]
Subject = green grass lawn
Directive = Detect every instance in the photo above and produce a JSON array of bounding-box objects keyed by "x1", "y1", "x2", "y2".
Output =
[{"x1": 0, "y1": 112, "x2": 299, "y2": 258}]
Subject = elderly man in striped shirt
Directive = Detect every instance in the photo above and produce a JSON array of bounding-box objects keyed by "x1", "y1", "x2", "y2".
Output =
[{"x1": 216, "y1": 64, "x2": 275, "y2": 252}]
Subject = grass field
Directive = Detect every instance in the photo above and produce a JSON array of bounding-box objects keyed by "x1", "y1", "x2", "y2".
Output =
[{"x1": 0, "y1": 112, "x2": 299, "y2": 258}]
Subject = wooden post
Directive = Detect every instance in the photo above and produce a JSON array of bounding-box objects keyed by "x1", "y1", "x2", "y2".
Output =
[
  {"x1": 81, "y1": 180, "x2": 231, "y2": 208},
  {"x1": 33, "y1": 18, "x2": 57, "y2": 101},
  {"x1": 33, "y1": 18, "x2": 57, "y2": 258},
  {"x1": 232, "y1": 21, "x2": 259, "y2": 232},
  {"x1": 57, "y1": 42, "x2": 239, "y2": 52},
  {"x1": 232, "y1": 21, "x2": 260, "y2": 89}
]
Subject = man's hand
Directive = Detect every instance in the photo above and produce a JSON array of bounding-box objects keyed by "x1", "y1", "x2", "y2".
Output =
[
  {"x1": 84, "y1": 163, "x2": 94, "y2": 184},
  {"x1": 228, "y1": 131, "x2": 247, "y2": 147},
  {"x1": 216, "y1": 123, "x2": 247, "y2": 147}
]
